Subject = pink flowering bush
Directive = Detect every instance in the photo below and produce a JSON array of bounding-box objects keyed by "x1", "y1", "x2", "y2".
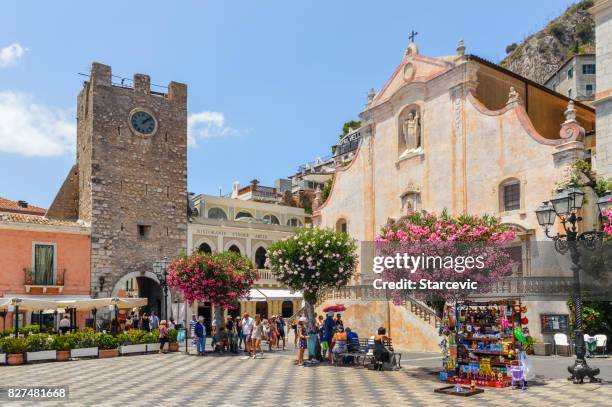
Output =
[
  {"x1": 167, "y1": 252, "x2": 256, "y2": 309},
  {"x1": 376, "y1": 211, "x2": 517, "y2": 301},
  {"x1": 603, "y1": 207, "x2": 612, "y2": 236}
]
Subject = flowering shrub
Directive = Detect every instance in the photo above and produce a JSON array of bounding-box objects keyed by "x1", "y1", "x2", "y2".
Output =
[
  {"x1": 267, "y1": 228, "x2": 357, "y2": 304},
  {"x1": 167, "y1": 251, "x2": 257, "y2": 310},
  {"x1": 376, "y1": 211, "x2": 517, "y2": 301},
  {"x1": 603, "y1": 206, "x2": 612, "y2": 236}
]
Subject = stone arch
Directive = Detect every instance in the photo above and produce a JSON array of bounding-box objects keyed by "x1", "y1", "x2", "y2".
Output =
[
  {"x1": 254, "y1": 246, "x2": 268, "y2": 269},
  {"x1": 111, "y1": 270, "x2": 173, "y2": 317},
  {"x1": 224, "y1": 239, "x2": 246, "y2": 254},
  {"x1": 335, "y1": 217, "x2": 348, "y2": 233},
  {"x1": 208, "y1": 207, "x2": 228, "y2": 220},
  {"x1": 193, "y1": 236, "x2": 217, "y2": 253}
]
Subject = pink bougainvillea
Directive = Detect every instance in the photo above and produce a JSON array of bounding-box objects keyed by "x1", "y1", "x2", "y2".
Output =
[
  {"x1": 167, "y1": 252, "x2": 257, "y2": 309},
  {"x1": 603, "y1": 205, "x2": 612, "y2": 236},
  {"x1": 376, "y1": 211, "x2": 517, "y2": 301}
]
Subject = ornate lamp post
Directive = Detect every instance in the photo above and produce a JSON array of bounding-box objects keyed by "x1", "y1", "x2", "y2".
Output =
[
  {"x1": 535, "y1": 185, "x2": 607, "y2": 384},
  {"x1": 153, "y1": 257, "x2": 170, "y2": 320}
]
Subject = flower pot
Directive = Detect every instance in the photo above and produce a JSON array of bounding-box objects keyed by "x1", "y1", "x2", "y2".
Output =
[
  {"x1": 0, "y1": 353, "x2": 5, "y2": 364},
  {"x1": 98, "y1": 348, "x2": 119, "y2": 358},
  {"x1": 168, "y1": 342, "x2": 179, "y2": 352},
  {"x1": 26, "y1": 350, "x2": 57, "y2": 362},
  {"x1": 7, "y1": 354, "x2": 24, "y2": 366},
  {"x1": 56, "y1": 350, "x2": 70, "y2": 361},
  {"x1": 120, "y1": 344, "x2": 147, "y2": 355},
  {"x1": 146, "y1": 343, "x2": 160, "y2": 353},
  {"x1": 70, "y1": 347, "x2": 99, "y2": 358}
]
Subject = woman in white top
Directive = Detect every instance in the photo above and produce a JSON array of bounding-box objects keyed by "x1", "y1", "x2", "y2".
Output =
[{"x1": 250, "y1": 314, "x2": 264, "y2": 359}]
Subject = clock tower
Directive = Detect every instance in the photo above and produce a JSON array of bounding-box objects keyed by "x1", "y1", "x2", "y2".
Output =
[{"x1": 74, "y1": 62, "x2": 187, "y2": 298}]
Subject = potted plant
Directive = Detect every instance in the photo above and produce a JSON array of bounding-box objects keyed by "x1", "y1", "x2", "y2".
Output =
[
  {"x1": 97, "y1": 333, "x2": 119, "y2": 358},
  {"x1": 167, "y1": 328, "x2": 179, "y2": 352},
  {"x1": 70, "y1": 330, "x2": 99, "y2": 358},
  {"x1": 51, "y1": 335, "x2": 72, "y2": 361},
  {"x1": 25, "y1": 333, "x2": 56, "y2": 362},
  {"x1": 1, "y1": 337, "x2": 28, "y2": 365},
  {"x1": 145, "y1": 329, "x2": 160, "y2": 353},
  {"x1": 523, "y1": 336, "x2": 536, "y2": 355},
  {"x1": 118, "y1": 331, "x2": 147, "y2": 355}
]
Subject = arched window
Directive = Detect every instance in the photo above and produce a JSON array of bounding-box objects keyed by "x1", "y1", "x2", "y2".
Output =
[
  {"x1": 500, "y1": 179, "x2": 521, "y2": 212},
  {"x1": 336, "y1": 218, "x2": 348, "y2": 233},
  {"x1": 208, "y1": 207, "x2": 228, "y2": 220},
  {"x1": 228, "y1": 245, "x2": 241, "y2": 254},
  {"x1": 287, "y1": 218, "x2": 302, "y2": 227},
  {"x1": 198, "y1": 243, "x2": 212, "y2": 254},
  {"x1": 255, "y1": 247, "x2": 267, "y2": 269},
  {"x1": 281, "y1": 301, "x2": 293, "y2": 318},
  {"x1": 235, "y1": 211, "x2": 253, "y2": 220},
  {"x1": 263, "y1": 214, "x2": 280, "y2": 225}
]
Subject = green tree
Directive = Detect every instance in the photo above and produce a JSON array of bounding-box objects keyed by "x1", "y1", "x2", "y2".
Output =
[
  {"x1": 267, "y1": 228, "x2": 357, "y2": 334},
  {"x1": 340, "y1": 120, "x2": 361, "y2": 139}
]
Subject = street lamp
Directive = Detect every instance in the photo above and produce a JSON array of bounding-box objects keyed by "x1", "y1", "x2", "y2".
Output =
[
  {"x1": 535, "y1": 185, "x2": 606, "y2": 384},
  {"x1": 153, "y1": 257, "x2": 170, "y2": 320}
]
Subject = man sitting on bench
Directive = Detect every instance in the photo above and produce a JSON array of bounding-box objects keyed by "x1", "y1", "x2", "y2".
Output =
[{"x1": 346, "y1": 327, "x2": 360, "y2": 352}]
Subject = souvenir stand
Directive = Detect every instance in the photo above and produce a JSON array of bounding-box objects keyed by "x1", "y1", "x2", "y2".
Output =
[{"x1": 439, "y1": 298, "x2": 529, "y2": 389}]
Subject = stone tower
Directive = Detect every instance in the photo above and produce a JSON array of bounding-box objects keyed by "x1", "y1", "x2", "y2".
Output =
[
  {"x1": 591, "y1": 0, "x2": 612, "y2": 178},
  {"x1": 75, "y1": 62, "x2": 187, "y2": 295}
]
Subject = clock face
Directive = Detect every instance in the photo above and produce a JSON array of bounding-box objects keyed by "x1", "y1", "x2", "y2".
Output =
[{"x1": 130, "y1": 110, "x2": 156, "y2": 135}]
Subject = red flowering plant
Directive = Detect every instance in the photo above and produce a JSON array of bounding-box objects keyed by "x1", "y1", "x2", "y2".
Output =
[
  {"x1": 375, "y1": 211, "x2": 517, "y2": 302},
  {"x1": 167, "y1": 251, "x2": 257, "y2": 314}
]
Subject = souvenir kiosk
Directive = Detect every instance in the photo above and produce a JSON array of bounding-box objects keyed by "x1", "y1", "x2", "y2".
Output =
[{"x1": 439, "y1": 298, "x2": 530, "y2": 389}]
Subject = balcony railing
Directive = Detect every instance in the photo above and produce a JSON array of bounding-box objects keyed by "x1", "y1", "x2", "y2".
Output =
[
  {"x1": 255, "y1": 269, "x2": 280, "y2": 285},
  {"x1": 23, "y1": 267, "x2": 65, "y2": 293}
]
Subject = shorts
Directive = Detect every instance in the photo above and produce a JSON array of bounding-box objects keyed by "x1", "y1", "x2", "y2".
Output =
[
  {"x1": 278, "y1": 331, "x2": 285, "y2": 338},
  {"x1": 299, "y1": 338, "x2": 307, "y2": 349},
  {"x1": 321, "y1": 341, "x2": 329, "y2": 351}
]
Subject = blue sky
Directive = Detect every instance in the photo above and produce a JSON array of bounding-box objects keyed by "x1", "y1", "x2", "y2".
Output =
[{"x1": 0, "y1": 0, "x2": 574, "y2": 207}]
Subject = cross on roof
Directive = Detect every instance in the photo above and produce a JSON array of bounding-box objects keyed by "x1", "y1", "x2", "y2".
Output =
[{"x1": 409, "y1": 30, "x2": 418, "y2": 43}]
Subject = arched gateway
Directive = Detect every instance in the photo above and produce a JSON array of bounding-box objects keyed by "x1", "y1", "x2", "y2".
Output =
[{"x1": 111, "y1": 271, "x2": 173, "y2": 320}]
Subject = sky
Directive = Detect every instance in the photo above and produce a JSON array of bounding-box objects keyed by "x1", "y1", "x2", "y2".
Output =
[{"x1": 0, "y1": 0, "x2": 576, "y2": 208}]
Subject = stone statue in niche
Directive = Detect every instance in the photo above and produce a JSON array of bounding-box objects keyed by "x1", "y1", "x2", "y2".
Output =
[{"x1": 401, "y1": 110, "x2": 421, "y2": 151}]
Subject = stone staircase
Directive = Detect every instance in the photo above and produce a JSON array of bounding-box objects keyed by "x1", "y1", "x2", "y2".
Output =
[{"x1": 319, "y1": 284, "x2": 441, "y2": 329}]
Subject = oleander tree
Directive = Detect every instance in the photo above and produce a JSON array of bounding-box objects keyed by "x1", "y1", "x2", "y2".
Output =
[
  {"x1": 167, "y1": 251, "x2": 257, "y2": 325},
  {"x1": 376, "y1": 210, "x2": 517, "y2": 302},
  {"x1": 267, "y1": 228, "x2": 358, "y2": 332}
]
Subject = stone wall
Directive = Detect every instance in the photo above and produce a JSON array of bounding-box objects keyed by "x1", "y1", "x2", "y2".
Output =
[
  {"x1": 46, "y1": 164, "x2": 79, "y2": 221},
  {"x1": 77, "y1": 63, "x2": 188, "y2": 295}
]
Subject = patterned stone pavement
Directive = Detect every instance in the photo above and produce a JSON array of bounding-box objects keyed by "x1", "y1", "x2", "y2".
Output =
[{"x1": 2, "y1": 349, "x2": 612, "y2": 407}]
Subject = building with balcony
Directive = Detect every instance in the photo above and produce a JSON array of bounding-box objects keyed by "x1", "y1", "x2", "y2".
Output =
[
  {"x1": 544, "y1": 54, "x2": 596, "y2": 102},
  {"x1": 0, "y1": 197, "x2": 91, "y2": 330},
  {"x1": 187, "y1": 194, "x2": 304, "y2": 328}
]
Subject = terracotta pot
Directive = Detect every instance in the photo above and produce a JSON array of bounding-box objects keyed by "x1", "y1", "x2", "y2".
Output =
[
  {"x1": 56, "y1": 350, "x2": 70, "y2": 361},
  {"x1": 168, "y1": 342, "x2": 179, "y2": 352},
  {"x1": 7, "y1": 354, "x2": 24, "y2": 366},
  {"x1": 98, "y1": 348, "x2": 119, "y2": 358}
]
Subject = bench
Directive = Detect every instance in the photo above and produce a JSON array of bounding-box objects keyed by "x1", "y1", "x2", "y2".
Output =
[{"x1": 333, "y1": 337, "x2": 401, "y2": 370}]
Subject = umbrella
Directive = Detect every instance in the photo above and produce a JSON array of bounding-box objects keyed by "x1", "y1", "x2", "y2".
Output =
[{"x1": 322, "y1": 304, "x2": 346, "y2": 313}]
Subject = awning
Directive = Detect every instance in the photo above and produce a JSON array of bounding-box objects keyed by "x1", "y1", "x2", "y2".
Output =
[
  {"x1": 243, "y1": 289, "x2": 266, "y2": 302},
  {"x1": 0, "y1": 296, "x2": 147, "y2": 311},
  {"x1": 255, "y1": 288, "x2": 303, "y2": 301}
]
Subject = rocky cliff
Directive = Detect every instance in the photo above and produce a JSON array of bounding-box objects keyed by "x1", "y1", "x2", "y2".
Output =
[{"x1": 500, "y1": 0, "x2": 595, "y2": 84}]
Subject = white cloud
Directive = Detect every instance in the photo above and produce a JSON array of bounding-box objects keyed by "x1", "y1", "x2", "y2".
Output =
[
  {"x1": 0, "y1": 43, "x2": 27, "y2": 67},
  {"x1": 0, "y1": 91, "x2": 76, "y2": 157},
  {"x1": 187, "y1": 111, "x2": 243, "y2": 146}
]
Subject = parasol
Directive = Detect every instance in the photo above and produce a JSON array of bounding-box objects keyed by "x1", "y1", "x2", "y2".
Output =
[{"x1": 322, "y1": 304, "x2": 346, "y2": 313}]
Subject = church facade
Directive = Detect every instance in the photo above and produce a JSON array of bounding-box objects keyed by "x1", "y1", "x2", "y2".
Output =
[{"x1": 313, "y1": 40, "x2": 597, "y2": 349}]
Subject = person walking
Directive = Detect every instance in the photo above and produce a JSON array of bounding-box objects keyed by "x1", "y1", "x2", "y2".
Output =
[
  {"x1": 132, "y1": 312, "x2": 140, "y2": 330},
  {"x1": 291, "y1": 318, "x2": 298, "y2": 348},
  {"x1": 276, "y1": 316, "x2": 286, "y2": 350},
  {"x1": 158, "y1": 320, "x2": 168, "y2": 354},
  {"x1": 250, "y1": 314, "x2": 264, "y2": 359},
  {"x1": 59, "y1": 315, "x2": 70, "y2": 335},
  {"x1": 141, "y1": 313, "x2": 150, "y2": 332},
  {"x1": 195, "y1": 316, "x2": 206, "y2": 356},
  {"x1": 297, "y1": 320, "x2": 307, "y2": 366},
  {"x1": 149, "y1": 311, "x2": 160, "y2": 331},
  {"x1": 241, "y1": 313, "x2": 253, "y2": 354},
  {"x1": 168, "y1": 317, "x2": 176, "y2": 330},
  {"x1": 236, "y1": 316, "x2": 244, "y2": 350},
  {"x1": 210, "y1": 318, "x2": 218, "y2": 351},
  {"x1": 189, "y1": 314, "x2": 197, "y2": 347}
]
